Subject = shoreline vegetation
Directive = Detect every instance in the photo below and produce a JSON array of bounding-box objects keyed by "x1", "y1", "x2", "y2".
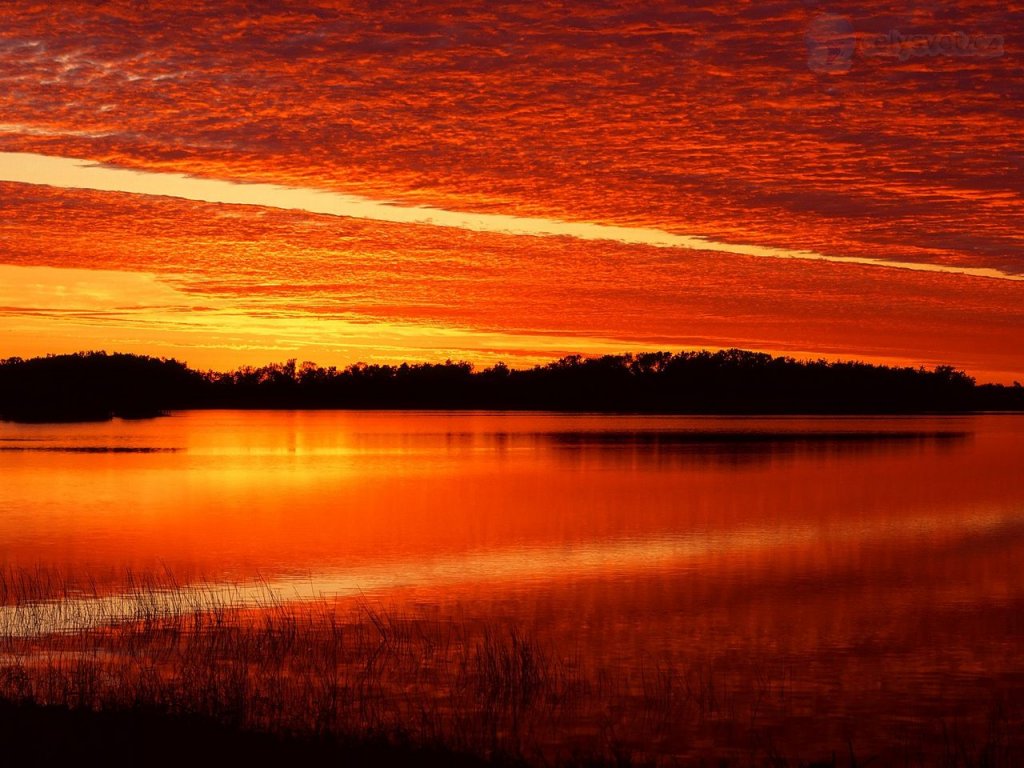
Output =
[
  {"x1": 1, "y1": 350, "x2": 1022, "y2": 423},
  {"x1": 1, "y1": 569, "x2": 1020, "y2": 767}
]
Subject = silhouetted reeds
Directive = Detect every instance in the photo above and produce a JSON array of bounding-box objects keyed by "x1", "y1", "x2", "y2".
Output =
[{"x1": 0, "y1": 568, "x2": 1021, "y2": 767}]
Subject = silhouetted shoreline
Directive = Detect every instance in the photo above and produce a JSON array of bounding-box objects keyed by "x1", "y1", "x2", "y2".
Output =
[{"x1": 1, "y1": 350, "x2": 1022, "y2": 423}]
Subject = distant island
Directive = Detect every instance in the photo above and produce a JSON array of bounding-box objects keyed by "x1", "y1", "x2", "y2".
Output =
[{"x1": 1, "y1": 350, "x2": 1022, "y2": 423}]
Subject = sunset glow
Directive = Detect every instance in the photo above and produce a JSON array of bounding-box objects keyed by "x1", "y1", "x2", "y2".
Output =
[
  {"x1": 3, "y1": 5, "x2": 1024, "y2": 764},
  {"x1": 0, "y1": 0, "x2": 1021, "y2": 379}
]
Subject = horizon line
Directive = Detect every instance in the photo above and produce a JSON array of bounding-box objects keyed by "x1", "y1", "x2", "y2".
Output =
[{"x1": 0, "y1": 347, "x2": 996, "y2": 379}]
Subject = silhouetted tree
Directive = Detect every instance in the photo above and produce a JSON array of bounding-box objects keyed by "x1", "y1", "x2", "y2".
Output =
[
  {"x1": 0, "y1": 349, "x2": 1018, "y2": 423},
  {"x1": 0, "y1": 352, "x2": 206, "y2": 422}
]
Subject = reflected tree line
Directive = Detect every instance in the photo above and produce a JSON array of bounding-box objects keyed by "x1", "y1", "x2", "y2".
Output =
[{"x1": 0, "y1": 350, "x2": 1021, "y2": 422}]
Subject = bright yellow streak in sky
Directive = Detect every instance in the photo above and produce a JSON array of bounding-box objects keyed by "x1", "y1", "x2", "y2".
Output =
[
  {"x1": 1, "y1": 151, "x2": 1020, "y2": 282},
  {"x1": 0, "y1": 264, "x2": 654, "y2": 369}
]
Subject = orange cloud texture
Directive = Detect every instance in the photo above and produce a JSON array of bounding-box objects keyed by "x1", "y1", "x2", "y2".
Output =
[{"x1": 0, "y1": 1, "x2": 1021, "y2": 380}]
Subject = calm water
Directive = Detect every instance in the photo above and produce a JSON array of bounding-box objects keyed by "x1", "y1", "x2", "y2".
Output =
[{"x1": 2, "y1": 411, "x2": 1023, "y2": 759}]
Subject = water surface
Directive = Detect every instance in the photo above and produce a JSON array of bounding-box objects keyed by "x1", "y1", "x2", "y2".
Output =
[{"x1": 2, "y1": 411, "x2": 1022, "y2": 760}]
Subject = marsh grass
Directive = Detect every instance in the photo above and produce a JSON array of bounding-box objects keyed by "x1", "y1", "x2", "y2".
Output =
[{"x1": 0, "y1": 568, "x2": 1021, "y2": 767}]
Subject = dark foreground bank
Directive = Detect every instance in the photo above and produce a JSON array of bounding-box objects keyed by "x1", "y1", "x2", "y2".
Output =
[
  {"x1": 0, "y1": 699, "x2": 494, "y2": 768},
  {"x1": 2, "y1": 349, "x2": 1022, "y2": 422}
]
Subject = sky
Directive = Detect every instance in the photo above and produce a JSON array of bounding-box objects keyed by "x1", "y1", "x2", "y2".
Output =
[{"x1": 0, "y1": 1, "x2": 1021, "y2": 381}]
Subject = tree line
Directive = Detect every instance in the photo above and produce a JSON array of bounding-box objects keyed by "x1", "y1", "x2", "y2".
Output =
[{"x1": 0, "y1": 349, "x2": 1021, "y2": 422}]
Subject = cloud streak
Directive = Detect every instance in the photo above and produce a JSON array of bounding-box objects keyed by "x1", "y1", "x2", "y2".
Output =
[
  {"x1": 1, "y1": 1, "x2": 1020, "y2": 277},
  {"x1": 2, "y1": 151, "x2": 1019, "y2": 282}
]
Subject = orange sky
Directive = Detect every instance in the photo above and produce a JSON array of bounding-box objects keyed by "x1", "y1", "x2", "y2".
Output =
[{"x1": 0, "y1": 1, "x2": 1021, "y2": 381}]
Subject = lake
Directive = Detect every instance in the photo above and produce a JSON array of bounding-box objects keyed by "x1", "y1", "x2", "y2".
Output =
[{"x1": 2, "y1": 411, "x2": 1023, "y2": 763}]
